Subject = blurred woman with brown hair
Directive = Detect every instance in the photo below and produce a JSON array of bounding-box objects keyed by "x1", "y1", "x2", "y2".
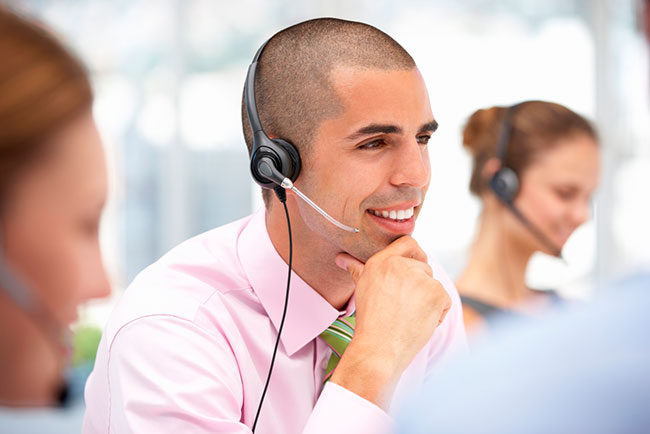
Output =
[
  {"x1": 0, "y1": 6, "x2": 110, "y2": 408},
  {"x1": 456, "y1": 100, "x2": 600, "y2": 336}
]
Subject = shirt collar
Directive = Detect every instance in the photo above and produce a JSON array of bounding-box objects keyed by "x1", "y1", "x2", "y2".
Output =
[{"x1": 237, "y1": 207, "x2": 354, "y2": 356}]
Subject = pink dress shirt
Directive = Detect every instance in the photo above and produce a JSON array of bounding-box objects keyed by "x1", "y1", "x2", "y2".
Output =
[{"x1": 83, "y1": 208, "x2": 466, "y2": 434}]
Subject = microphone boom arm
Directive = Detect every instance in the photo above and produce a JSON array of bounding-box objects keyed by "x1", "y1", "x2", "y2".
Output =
[{"x1": 280, "y1": 178, "x2": 359, "y2": 233}]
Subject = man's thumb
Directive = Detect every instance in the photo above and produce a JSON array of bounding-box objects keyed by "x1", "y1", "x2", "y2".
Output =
[{"x1": 335, "y1": 253, "x2": 364, "y2": 283}]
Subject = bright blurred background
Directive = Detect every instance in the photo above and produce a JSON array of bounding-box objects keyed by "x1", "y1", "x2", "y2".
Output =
[{"x1": 12, "y1": 0, "x2": 649, "y2": 328}]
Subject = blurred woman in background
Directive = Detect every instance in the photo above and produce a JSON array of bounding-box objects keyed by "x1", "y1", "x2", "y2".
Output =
[
  {"x1": 456, "y1": 100, "x2": 600, "y2": 336},
  {"x1": 0, "y1": 6, "x2": 110, "y2": 407}
]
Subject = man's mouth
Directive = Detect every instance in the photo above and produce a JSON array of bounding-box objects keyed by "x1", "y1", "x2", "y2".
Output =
[{"x1": 367, "y1": 207, "x2": 415, "y2": 222}]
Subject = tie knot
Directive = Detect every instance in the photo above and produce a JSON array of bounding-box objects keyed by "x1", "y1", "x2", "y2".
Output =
[{"x1": 320, "y1": 313, "x2": 355, "y2": 348}]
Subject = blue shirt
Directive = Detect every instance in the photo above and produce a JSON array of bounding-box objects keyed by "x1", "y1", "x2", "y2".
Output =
[{"x1": 397, "y1": 272, "x2": 650, "y2": 434}]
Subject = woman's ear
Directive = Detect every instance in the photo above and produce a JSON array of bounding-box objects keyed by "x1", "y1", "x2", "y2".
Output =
[{"x1": 481, "y1": 157, "x2": 503, "y2": 183}]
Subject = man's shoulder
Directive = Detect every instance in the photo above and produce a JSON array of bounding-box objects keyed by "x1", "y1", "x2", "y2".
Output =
[{"x1": 103, "y1": 213, "x2": 259, "y2": 342}]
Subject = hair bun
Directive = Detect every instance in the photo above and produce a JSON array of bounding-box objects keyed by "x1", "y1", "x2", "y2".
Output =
[{"x1": 462, "y1": 106, "x2": 503, "y2": 157}]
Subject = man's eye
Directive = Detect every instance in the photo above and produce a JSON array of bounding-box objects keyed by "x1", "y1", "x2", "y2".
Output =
[
  {"x1": 359, "y1": 139, "x2": 385, "y2": 149},
  {"x1": 417, "y1": 135, "x2": 431, "y2": 145}
]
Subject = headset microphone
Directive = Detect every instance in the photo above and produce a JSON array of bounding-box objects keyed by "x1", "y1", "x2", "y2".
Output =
[
  {"x1": 257, "y1": 158, "x2": 359, "y2": 233},
  {"x1": 490, "y1": 104, "x2": 564, "y2": 260},
  {"x1": 502, "y1": 199, "x2": 564, "y2": 259}
]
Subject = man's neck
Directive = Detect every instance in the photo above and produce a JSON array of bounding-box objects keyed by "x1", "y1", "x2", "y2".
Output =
[{"x1": 265, "y1": 199, "x2": 355, "y2": 311}]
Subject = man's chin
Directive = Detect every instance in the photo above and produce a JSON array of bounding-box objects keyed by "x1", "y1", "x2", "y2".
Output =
[{"x1": 347, "y1": 233, "x2": 406, "y2": 263}]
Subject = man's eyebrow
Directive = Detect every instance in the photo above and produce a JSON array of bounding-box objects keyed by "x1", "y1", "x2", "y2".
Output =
[
  {"x1": 345, "y1": 124, "x2": 402, "y2": 141},
  {"x1": 345, "y1": 121, "x2": 439, "y2": 141},
  {"x1": 419, "y1": 120, "x2": 439, "y2": 133}
]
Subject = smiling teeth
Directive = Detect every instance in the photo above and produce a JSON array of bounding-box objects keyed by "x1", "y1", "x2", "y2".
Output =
[{"x1": 371, "y1": 207, "x2": 414, "y2": 221}]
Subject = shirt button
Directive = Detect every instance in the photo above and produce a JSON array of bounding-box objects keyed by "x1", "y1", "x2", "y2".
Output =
[{"x1": 321, "y1": 359, "x2": 329, "y2": 370}]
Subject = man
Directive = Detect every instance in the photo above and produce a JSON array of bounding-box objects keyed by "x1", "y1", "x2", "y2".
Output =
[{"x1": 83, "y1": 18, "x2": 466, "y2": 433}]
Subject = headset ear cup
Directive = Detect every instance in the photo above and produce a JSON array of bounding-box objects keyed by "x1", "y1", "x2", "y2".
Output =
[
  {"x1": 250, "y1": 135, "x2": 277, "y2": 188},
  {"x1": 272, "y1": 138, "x2": 301, "y2": 183},
  {"x1": 490, "y1": 167, "x2": 520, "y2": 204},
  {"x1": 250, "y1": 135, "x2": 302, "y2": 189}
]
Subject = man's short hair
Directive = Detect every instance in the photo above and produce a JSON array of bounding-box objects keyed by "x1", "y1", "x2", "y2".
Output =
[{"x1": 241, "y1": 18, "x2": 416, "y2": 206}]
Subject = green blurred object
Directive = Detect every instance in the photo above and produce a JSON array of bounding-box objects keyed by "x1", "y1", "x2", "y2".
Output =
[{"x1": 72, "y1": 325, "x2": 102, "y2": 366}]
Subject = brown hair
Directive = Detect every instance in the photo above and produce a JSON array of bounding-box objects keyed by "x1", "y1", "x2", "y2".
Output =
[
  {"x1": 0, "y1": 6, "x2": 92, "y2": 206},
  {"x1": 241, "y1": 18, "x2": 415, "y2": 206},
  {"x1": 462, "y1": 100, "x2": 597, "y2": 196}
]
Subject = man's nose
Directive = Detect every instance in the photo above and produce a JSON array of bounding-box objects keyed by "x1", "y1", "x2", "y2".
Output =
[{"x1": 389, "y1": 139, "x2": 430, "y2": 188}]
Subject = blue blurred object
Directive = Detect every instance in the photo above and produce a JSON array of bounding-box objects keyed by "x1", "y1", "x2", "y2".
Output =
[
  {"x1": 397, "y1": 272, "x2": 650, "y2": 434},
  {"x1": 0, "y1": 363, "x2": 91, "y2": 434}
]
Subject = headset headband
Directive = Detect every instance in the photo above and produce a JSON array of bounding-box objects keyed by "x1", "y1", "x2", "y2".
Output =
[
  {"x1": 244, "y1": 39, "x2": 270, "y2": 136},
  {"x1": 495, "y1": 103, "x2": 523, "y2": 164}
]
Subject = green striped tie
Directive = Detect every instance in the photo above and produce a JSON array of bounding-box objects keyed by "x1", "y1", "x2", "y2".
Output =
[{"x1": 319, "y1": 313, "x2": 356, "y2": 383}]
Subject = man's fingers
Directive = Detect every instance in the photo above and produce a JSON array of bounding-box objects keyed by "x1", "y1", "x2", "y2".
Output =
[
  {"x1": 335, "y1": 253, "x2": 365, "y2": 284},
  {"x1": 390, "y1": 256, "x2": 433, "y2": 278},
  {"x1": 437, "y1": 306, "x2": 450, "y2": 326},
  {"x1": 436, "y1": 293, "x2": 452, "y2": 326},
  {"x1": 374, "y1": 236, "x2": 428, "y2": 264}
]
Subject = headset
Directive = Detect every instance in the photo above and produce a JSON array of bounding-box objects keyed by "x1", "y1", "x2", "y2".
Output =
[
  {"x1": 244, "y1": 39, "x2": 295, "y2": 433},
  {"x1": 489, "y1": 104, "x2": 522, "y2": 205},
  {"x1": 244, "y1": 36, "x2": 363, "y2": 431},
  {"x1": 489, "y1": 103, "x2": 563, "y2": 259},
  {"x1": 245, "y1": 39, "x2": 301, "y2": 203},
  {"x1": 244, "y1": 39, "x2": 359, "y2": 234}
]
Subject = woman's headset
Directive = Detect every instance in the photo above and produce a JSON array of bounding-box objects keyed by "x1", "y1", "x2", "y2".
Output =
[
  {"x1": 488, "y1": 103, "x2": 563, "y2": 258},
  {"x1": 489, "y1": 103, "x2": 522, "y2": 205}
]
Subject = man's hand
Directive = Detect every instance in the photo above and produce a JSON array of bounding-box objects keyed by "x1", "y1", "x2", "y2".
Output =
[{"x1": 330, "y1": 236, "x2": 451, "y2": 409}]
